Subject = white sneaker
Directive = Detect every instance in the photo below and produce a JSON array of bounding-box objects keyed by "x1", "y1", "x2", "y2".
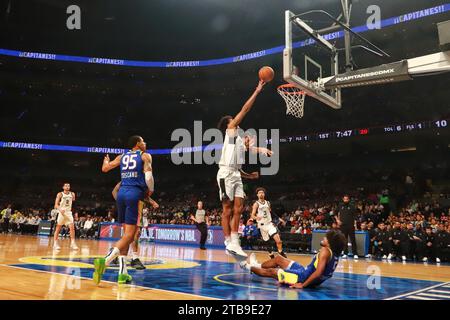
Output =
[
  {"x1": 387, "y1": 254, "x2": 392, "y2": 260},
  {"x1": 239, "y1": 260, "x2": 251, "y2": 272},
  {"x1": 224, "y1": 239, "x2": 231, "y2": 256},
  {"x1": 70, "y1": 243, "x2": 79, "y2": 250},
  {"x1": 402, "y1": 256, "x2": 407, "y2": 261},
  {"x1": 341, "y1": 254, "x2": 347, "y2": 259},
  {"x1": 382, "y1": 255, "x2": 387, "y2": 260},
  {"x1": 353, "y1": 255, "x2": 359, "y2": 260},
  {"x1": 422, "y1": 257, "x2": 428, "y2": 262},
  {"x1": 53, "y1": 242, "x2": 61, "y2": 251},
  {"x1": 249, "y1": 253, "x2": 258, "y2": 266},
  {"x1": 365, "y1": 254, "x2": 371, "y2": 259},
  {"x1": 226, "y1": 242, "x2": 248, "y2": 260},
  {"x1": 436, "y1": 258, "x2": 441, "y2": 263}
]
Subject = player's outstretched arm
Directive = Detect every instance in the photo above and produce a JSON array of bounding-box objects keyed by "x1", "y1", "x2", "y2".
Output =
[
  {"x1": 102, "y1": 154, "x2": 122, "y2": 172},
  {"x1": 239, "y1": 169, "x2": 259, "y2": 180},
  {"x1": 228, "y1": 80, "x2": 265, "y2": 130}
]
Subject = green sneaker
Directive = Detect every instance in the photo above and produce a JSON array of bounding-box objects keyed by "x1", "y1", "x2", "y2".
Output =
[
  {"x1": 93, "y1": 258, "x2": 106, "y2": 285},
  {"x1": 118, "y1": 273, "x2": 132, "y2": 284}
]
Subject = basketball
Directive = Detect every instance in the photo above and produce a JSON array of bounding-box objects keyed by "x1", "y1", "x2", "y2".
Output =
[{"x1": 258, "y1": 66, "x2": 275, "y2": 82}]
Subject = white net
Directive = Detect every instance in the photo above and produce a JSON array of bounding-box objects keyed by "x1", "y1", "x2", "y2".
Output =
[{"x1": 277, "y1": 84, "x2": 306, "y2": 118}]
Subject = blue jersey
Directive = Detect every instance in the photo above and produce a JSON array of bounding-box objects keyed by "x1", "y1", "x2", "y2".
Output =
[
  {"x1": 120, "y1": 150, "x2": 147, "y2": 191},
  {"x1": 303, "y1": 248, "x2": 339, "y2": 285}
]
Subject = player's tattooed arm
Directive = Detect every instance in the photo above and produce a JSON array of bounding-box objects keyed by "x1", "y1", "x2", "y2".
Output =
[
  {"x1": 102, "y1": 154, "x2": 122, "y2": 172},
  {"x1": 239, "y1": 169, "x2": 259, "y2": 180},
  {"x1": 228, "y1": 80, "x2": 266, "y2": 130},
  {"x1": 142, "y1": 153, "x2": 154, "y2": 196}
]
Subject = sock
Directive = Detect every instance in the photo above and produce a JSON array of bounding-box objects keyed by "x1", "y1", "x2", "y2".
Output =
[
  {"x1": 230, "y1": 232, "x2": 239, "y2": 244},
  {"x1": 225, "y1": 236, "x2": 231, "y2": 243},
  {"x1": 105, "y1": 247, "x2": 120, "y2": 266},
  {"x1": 118, "y1": 255, "x2": 128, "y2": 275},
  {"x1": 132, "y1": 252, "x2": 139, "y2": 260}
]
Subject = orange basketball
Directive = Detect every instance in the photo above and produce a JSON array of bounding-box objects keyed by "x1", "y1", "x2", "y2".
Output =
[{"x1": 258, "y1": 66, "x2": 275, "y2": 82}]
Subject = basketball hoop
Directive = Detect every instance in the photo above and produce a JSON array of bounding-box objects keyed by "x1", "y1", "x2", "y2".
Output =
[{"x1": 277, "y1": 84, "x2": 307, "y2": 118}]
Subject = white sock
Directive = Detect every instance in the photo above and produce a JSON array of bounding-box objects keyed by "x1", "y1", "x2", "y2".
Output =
[
  {"x1": 132, "y1": 252, "x2": 139, "y2": 260},
  {"x1": 225, "y1": 236, "x2": 231, "y2": 243},
  {"x1": 118, "y1": 255, "x2": 128, "y2": 275},
  {"x1": 105, "y1": 247, "x2": 120, "y2": 266},
  {"x1": 230, "y1": 232, "x2": 239, "y2": 244},
  {"x1": 252, "y1": 262, "x2": 262, "y2": 269}
]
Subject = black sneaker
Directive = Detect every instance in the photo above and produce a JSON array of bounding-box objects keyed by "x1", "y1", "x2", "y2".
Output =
[
  {"x1": 279, "y1": 251, "x2": 287, "y2": 258},
  {"x1": 269, "y1": 253, "x2": 275, "y2": 259},
  {"x1": 111, "y1": 257, "x2": 119, "y2": 265},
  {"x1": 200, "y1": 246, "x2": 207, "y2": 250},
  {"x1": 130, "y1": 258, "x2": 146, "y2": 270}
]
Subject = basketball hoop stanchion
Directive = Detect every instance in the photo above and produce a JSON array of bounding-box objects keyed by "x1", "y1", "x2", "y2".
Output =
[{"x1": 277, "y1": 84, "x2": 307, "y2": 118}]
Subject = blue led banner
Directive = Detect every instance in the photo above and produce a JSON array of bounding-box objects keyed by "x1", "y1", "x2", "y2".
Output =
[
  {"x1": 0, "y1": 119, "x2": 448, "y2": 155},
  {"x1": 0, "y1": 4, "x2": 448, "y2": 68}
]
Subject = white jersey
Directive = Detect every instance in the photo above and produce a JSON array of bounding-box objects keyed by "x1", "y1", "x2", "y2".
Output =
[
  {"x1": 59, "y1": 192, "x2": 73, "y2": 211},
  {"x1": 256, "y1": 200, "x2": 272, "y2": 226},
  {"x1": 218, "y1": 129, "x2": 245, "y2": 170}
]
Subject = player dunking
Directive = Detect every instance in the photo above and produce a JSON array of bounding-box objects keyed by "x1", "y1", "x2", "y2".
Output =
[
  {"x1": 250, "y1": 187, "x2": 287, "y2": 259},
  {"x1": 53, "y1": 183, "x2": 78, "y2": 251},
  {"x1": 240, "y1": 229, "x2": 346, "y2": 289},
  {"x1": 216, "y1": 80, "x2": 273, "y2": 259},
  {"x1": 112, "y1": 181, "x2": 159, "y2": 269},
  {"x1": 93, "y1": 135, "x2": 154, "y2": 284}
]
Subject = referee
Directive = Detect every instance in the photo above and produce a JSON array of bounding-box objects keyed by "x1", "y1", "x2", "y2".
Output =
[
  {"x1": 336, "y1": 195, "x2": 359, "y2": 259},
  {"x1": 190, "y1": 201, "x2": 209, "y2": 250}
]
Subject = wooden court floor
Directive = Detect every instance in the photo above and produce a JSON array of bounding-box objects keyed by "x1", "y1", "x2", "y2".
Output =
[{"x1": 0, "y1": 234, "x2": 449, "y2": 300}]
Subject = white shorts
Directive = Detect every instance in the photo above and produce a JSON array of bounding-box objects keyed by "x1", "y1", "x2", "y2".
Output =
[
  {"x1": 217, "y1": 167, "x2": 245, "y2": 201},
  {"x1": 56, "y1": 210, "x2": 74, "y2": 226},
  {"x1": 259, "y1": 223, "x2": 278, "y2": 242}
]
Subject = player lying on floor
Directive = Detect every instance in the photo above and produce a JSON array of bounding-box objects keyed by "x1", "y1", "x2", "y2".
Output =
[{"x1": 240, "y1": 229, "x2": 346, "y2": 288}]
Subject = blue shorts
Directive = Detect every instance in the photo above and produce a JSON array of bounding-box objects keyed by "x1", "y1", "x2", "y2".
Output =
[
  {"x1": 284, "y1": 262, "x2": 309, "y2": 283},
  {"x1": 116, "y1": 186, "x2": 145, "y2": 225}
]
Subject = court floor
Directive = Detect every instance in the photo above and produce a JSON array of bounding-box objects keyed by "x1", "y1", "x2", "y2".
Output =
[{"x1": 0, "y1": 234, "x2": 449, "y2": 300}]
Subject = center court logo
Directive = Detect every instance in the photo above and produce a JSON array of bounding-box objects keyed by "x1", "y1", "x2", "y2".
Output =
[{"x1": 170, "y1": 121, "x2": 280, "y2": 176}]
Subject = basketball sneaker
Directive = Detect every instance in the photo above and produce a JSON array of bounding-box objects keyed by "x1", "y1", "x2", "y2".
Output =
[
  {"x1": 226, "y1": 242, "x2": 248, "y2": 260},
  {"x1": 117, "y1": 273, "x2": 132, "y2": 284},
  {"x1": 436, "y1": 258, "x2": 441, "y2": 263},
  {"x1": 130, "y1": 258, "x2": 146, "y2": 270},
  {"x1": 70, "y1": 243, "x2": 78, "y2": 251},
  {"x1": 239, "y1": 260, "x2": 251, "y2": 272},
  {"x1": 93, "y1": 257, "x2": 106, "y2": 285},
  {"x1": 353, "y1": 254, "x2": 359, "y2": 260},
  {"x1": 279, "y1": 251, "x2": 287, "y2": 258},
  {"x1": 53, "y1": 242, "x2": 61, "y2": 251},
  {"x1": 422, "y1": 257, "x2": 428, "y2": 262},
  {"x1": 269, "y1": 253, "x2": 275, "y2": 259},
  {"x1": 341, "y1": 254, "x2": 347, "y2": 259}
]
